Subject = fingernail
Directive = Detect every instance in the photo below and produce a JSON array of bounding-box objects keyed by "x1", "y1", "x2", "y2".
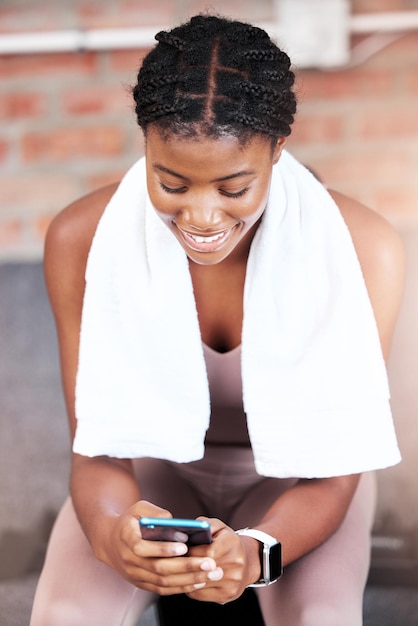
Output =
[
  {"x1": 207, "y1": 568, "x2": 223, "y2": 581},
  {"x1": 173, "y1": 543, "x2": 188, "y2": 556},
  {"x1": 193, "y1": 582, "x2": 206, "y2": 589},
  {"x1": 200, "y1": 559, "x2": 215, "y2": 571}
]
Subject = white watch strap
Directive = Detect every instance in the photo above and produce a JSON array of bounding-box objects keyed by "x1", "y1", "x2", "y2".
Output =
[{"x1": 235, "y1": 527, "x2": 278, "y2": 546}]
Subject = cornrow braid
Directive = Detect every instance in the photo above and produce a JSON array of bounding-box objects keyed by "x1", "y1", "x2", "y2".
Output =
[
  {"x1": 132, "y1": 14, "x2": 297, "y2": 142},
  {"x1": 155, "y1": 31, "x2": 186, "y2": 51}
]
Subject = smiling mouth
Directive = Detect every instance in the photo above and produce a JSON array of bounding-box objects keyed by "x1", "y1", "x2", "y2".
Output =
[
  {"x1": 188, "y1": 232, "x2": 225, "y2": 243},
  {"x1": 177, "y1": 226, "x2": 234, "y2": 252}
]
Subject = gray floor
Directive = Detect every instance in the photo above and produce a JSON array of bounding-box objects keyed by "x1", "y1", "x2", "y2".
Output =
[{"x1": 1, "y1": 262, "x2": 418, "y2": 625}]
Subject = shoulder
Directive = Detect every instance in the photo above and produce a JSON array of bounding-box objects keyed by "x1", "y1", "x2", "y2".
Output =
[
  {"x1": 45, "y1": 182, "x2": 119, "y2": 269},
  {"x1": 329, "y1": 190, "x2": 403, "y2": 259},
  {"x1": 329, "y1": 189, "x2": 406, "y2": 358},
  {"x1": 328, "y1": 189, "x2": 405, "y2": 280},
  {"x1": 44, "y1": 182, "x2": 119, "y2": 314}
]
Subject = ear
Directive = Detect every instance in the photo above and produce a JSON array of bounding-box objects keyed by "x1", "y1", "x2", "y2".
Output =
[{"x1": 272, "y1": 137, "x2": 287, "y2": 164}]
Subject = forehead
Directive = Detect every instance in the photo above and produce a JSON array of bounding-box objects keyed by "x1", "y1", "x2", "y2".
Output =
[{"x1": 145, "y1": 126, "x2": 272, "y2": 171}]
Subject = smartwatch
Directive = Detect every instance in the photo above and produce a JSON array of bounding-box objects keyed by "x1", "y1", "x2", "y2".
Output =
[{"x1": 236, "y1": 527, "x2": 282, "y2": 587}]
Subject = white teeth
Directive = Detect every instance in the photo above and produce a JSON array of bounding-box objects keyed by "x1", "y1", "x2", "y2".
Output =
[{"x1": 190, "y1": 232, "x2": 225, "y2": 243}]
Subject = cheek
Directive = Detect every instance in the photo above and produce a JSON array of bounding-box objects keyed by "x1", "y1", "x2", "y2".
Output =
[
  {"x1": 148, "y1": 187, "x2": 176, "y2": 220},
  {"x1": 240, "y1": 192, "x2": 269, "y2": 224}
]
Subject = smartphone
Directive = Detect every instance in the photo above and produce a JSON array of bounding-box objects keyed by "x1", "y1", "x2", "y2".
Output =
[{"x1": 139, "y1": 517, "x2": 213, "y2": 546}]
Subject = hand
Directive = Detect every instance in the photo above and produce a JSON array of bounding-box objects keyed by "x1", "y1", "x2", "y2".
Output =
[
  {"x1": 186, "y1": 518, "x2": 261, "y2": 605},
  {"x1": 98, "y1": 501, "x2": 224, "y2": 595}
]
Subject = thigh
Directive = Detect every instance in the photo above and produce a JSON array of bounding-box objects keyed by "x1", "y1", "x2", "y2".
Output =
[
  {"x1": 30, "y1": 497, "x2": 154, "y2": 626},
  {"x1": 255, "y1": 472, "x2": 377, "y2": 626},
  {"x1": 151, "y1": 446, "x2": 297, "y2": 524}
]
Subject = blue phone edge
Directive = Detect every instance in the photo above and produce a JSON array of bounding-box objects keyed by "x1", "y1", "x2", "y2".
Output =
[{"x1": 139, "y1": 517, "x2": 210, "y2": 529}]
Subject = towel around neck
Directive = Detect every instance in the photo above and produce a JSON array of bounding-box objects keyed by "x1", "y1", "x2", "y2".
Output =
[{"x1": 74, "y1": 151, "x2": 401, "y2": 478}]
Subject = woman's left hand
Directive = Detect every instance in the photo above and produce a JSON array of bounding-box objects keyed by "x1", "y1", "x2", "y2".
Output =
[{"x1": 186, "y1": 518, "x2": 260, "y2": 604}]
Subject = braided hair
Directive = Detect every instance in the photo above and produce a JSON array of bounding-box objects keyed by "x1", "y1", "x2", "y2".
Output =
[{"x1": 133, "y1": 14, "x2": 297, "y2": 144}]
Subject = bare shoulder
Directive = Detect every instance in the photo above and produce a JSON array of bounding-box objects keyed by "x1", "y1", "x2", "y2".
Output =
[
  {"x1": 329, "y1": 189, "x2": 406, "y2": 358},
  {"x1": 329, "y1": 190, "x2": 405, "y2": 282},
  {"x1": 45, "y1": 182, "x2": 119, "y2": 274},
  {"x1": 329, "y1": 190, "x2": 404, "y2": 265},
  {"x1": 44, "y1": 182, "x2": 120, "y2": 436},
  {"x1": 44, "y1": 182, "x2": 119, "y2": 305}
]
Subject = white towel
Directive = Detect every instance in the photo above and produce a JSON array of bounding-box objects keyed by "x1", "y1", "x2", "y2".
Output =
[{"x1": 74, "y1": 151, "x2": 401, "y2": 478}]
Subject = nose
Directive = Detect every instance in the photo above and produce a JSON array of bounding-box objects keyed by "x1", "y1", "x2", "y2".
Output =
[{"x1": 180, "y1": 193, "x2": 224, "y2": 231}]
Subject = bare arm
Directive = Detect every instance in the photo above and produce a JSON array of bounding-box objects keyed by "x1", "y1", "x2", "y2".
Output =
[
  {"x1": 44, "y1": 185, "x2": 221, "y2": 592},
  {"x1": 44, "y1": 184, "x2": 142, "y2": 552},
  {"x1": 241, "y1": 192, "x2": 406, "y2": 574}
]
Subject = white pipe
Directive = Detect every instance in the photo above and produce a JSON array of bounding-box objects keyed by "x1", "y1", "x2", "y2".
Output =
[
  {"x1": 350, "y1": 11, "x2": 418, "y2": 34},
  {"x1": 0, "y1": 12, "x2": 418, "y2": 56},
  {"x1": 0, "y1": 27, "x2": 163, "y2": 55}
]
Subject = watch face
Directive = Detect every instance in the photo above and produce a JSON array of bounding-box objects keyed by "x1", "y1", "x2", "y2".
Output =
[{"x1": 269, "y1": 542, "x2": 282, "y2": 582}]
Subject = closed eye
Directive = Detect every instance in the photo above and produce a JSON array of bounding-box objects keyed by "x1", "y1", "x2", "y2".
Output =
[
  {"x1": 220, "y1": 187, "x2": 249, "y2": 199},
  {"x1": 159, "y1": 182, "x2": 187, "y2": 194}
]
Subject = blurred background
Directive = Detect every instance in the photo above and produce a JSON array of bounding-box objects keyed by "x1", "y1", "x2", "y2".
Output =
[
  {"x1": 1, "y1": 0, "x2": 418, "y2": 260},
  {"x1": 1, "y1": 1, "x2": 418, "y2": 624}
]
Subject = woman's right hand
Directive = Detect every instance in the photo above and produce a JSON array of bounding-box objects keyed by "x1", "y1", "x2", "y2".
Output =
[{"x1": 98, "y1": 500, "x2": 185, "y2": 584}]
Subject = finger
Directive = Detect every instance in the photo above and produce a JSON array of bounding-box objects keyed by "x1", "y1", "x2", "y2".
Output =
[
  {"x1": 132, "y1": 539, "x2": 189, "y2": 559},
  {"x1": 197, "y1": 516, "x2": 226, "y2": 536},
  {"x1": 135, "y1": 568, "x2": 222, "y2": 595},
  {"x1": 130, "y1": 500, "x2": 173, "y2": 519},
  {"x1": 119, "y1": 563, "x2": 205, "y2": 595},
  {"x1": 146, "y1": 555, "x2": 218, "y2": 576}
]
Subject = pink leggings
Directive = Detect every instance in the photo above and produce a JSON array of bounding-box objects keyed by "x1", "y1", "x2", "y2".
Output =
[{"x1": 30, "y1": 446, "x2": 376, "y2": 626}]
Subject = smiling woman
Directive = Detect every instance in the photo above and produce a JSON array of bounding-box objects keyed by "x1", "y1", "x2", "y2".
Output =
[{"x1": 30, "y1": 13, "x2": 404, "y2": 626}]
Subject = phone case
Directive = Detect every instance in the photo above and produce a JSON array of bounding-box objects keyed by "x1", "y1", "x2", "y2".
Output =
[{"x1": 139, "y1": 517, "x2": 213, "y2": 545}]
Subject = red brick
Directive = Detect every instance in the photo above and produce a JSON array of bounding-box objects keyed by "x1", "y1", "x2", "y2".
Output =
[
  {"x1": 352, "y1": 0, "x2": 410, "y2": 12},
  {"x1": 0, "y1": 52, "x2": 98, "y2": 80},
  {"x1": 114, "y1": 1, "x2": 176, "y2": 26},
  {"x1": 62, "y1": 84, "x2": 131, "y2": 116},
  {"x1": 312, "y1": 150, "x2": 411, "y2": 186},
  {"x1": 76, "y1": 1, "x2": 175, "y2": 29},
  {"x1": 0, "y1": 174, "x2": 78, "y2": 211},
  {"x1": 127, "y1": 129, "x2": 145, "y2": 155},
  {"x1": 188, "y1": 0, "x2": 272, "y2": 21},
  {"x1": 0, "y1": 139, "x2": 10, "y2": 162},
  {"x1": 86, "y1": 169, "x2": 126, "y2": 192},
  {"x1": 0, "y1": 92, "x2": 47, "y2": 119},
  {"x1": 0, "y1": 6, "x2": 62, "y2": 34},
  {"x1": 35, "y1": 213, "x2": 54, "y2": 240},
  {"x1": 0, "y1": 219, "x2": 23, "y2": 247},
  {"x1": 22, "y1": 126, "x2": 125, "y2": 162},
  {"x1": 76, "y1": 2, "x2": 113, "y2": 28},
  {"x1": 355, "y1": 107, "x2": 418, "y2": 139},
  {"x1": 108, "y1": 49, "x2": 148, "y2": 73},
  {"x1": 373, "y1": 188, "x2": 418, "y2": 224},
  {"x1": 291, "y1": 113, "x2": 346, "y2": 145},
  {"x1": 298, "y1": 68, "x2": 394, "y2": 100}
]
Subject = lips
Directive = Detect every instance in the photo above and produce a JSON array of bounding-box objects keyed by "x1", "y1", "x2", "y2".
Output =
[{"x1": 176, "y1": 226, "x2": 234, "y2": 252}]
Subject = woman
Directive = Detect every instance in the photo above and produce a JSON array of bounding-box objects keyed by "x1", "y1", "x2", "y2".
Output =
[{"x1": 30, "y1": 14, "x2": 404, "y2": 626}]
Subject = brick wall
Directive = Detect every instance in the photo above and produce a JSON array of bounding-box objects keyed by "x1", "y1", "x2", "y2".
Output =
[{"x1": 1, "y1": 0, "x2": 418, "y2": 260}]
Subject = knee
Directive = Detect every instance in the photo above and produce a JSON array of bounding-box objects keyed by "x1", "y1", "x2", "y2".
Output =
[{"x1": 31, "y1": 601, "x2": 88, "y2": 626}]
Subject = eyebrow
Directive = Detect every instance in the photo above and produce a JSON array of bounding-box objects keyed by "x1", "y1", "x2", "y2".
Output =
[{"x1": 153, "y1": 163, "x2": 255, "y2": 183}]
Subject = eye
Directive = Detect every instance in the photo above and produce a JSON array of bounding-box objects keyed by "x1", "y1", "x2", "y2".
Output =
[
  {"x1": 159, "y1": 182, "x2": 187, "y2": 194},
  {"x1": 220, "y1": 187, "x2": 249, "y2": 199}
]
